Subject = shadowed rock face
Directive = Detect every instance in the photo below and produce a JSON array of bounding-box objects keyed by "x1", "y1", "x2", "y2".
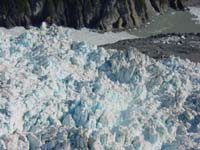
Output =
[{"x1": 0, "y1": 0, "x2": 186, "y2": 30}]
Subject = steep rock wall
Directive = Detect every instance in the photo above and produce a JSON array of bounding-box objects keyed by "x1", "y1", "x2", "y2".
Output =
[{"x1": 0, "y1": 0, "x2": 186, "y2": 30}]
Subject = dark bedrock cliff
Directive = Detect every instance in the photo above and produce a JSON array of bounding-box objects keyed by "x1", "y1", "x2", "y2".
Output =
[{"x1": 0, "y1": 0, "x2": 186, "y2": 30}]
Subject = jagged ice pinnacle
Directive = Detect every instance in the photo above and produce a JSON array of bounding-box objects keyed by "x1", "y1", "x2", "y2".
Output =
[{"x1": 0, "y1": 25, "x2": 200, "y2": 150}]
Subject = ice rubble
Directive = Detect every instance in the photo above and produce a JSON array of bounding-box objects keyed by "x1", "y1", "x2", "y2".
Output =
[
  {"x1": 0, "y1": 25, "x2": 200, "y2": 150},
  {"x1": 189, "y1": 7, "x2": 200, "y2": 24}
]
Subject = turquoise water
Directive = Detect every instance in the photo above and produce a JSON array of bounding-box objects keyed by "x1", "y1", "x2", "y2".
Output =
[{"x1": 129, "y1": 8, "x2": 200, "y2": 37}]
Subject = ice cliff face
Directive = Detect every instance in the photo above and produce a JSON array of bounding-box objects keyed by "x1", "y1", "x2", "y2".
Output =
[{"x1": 0, "y1": 25, "x2": 200, "y2": 150}]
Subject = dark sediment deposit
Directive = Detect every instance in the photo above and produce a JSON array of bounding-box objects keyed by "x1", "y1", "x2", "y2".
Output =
[{"x1": 101, "y1": 33, "x2": 200, "y2": 63}]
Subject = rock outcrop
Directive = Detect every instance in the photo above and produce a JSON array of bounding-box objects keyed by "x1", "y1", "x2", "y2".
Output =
[{"x1": 0, "y1": 0, "x2": 186, "y2": 30}]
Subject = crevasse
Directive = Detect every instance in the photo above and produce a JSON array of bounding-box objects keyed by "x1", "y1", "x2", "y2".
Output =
[{"x1": 0, "y1": 25, "x2": 199, "y2": 150}]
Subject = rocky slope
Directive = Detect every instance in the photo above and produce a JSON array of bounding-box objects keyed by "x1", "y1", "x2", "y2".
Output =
[{"x1": 0, "y1": 0, "x2": 186, "y2": 30}]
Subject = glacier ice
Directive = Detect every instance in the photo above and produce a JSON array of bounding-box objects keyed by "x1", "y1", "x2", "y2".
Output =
[
  {"x1": 190, "y1": 7, "x2": 200, "y2": 24},
  {"x1": 0, "y1": 25, "x2": 200, "y2": 150}
]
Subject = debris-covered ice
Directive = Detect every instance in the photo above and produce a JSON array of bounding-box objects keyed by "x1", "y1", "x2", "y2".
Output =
[{"x1": 0, "y1": 25, "x2": 200, "y2": 150}]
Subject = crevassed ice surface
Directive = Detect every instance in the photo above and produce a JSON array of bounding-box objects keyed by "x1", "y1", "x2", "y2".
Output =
[
  {"x1": 190, "y1": 7, "x2": 200, "y2": 24},
  {"x1": 0, "y1": 25, "x2": 200, "y2": 150}
]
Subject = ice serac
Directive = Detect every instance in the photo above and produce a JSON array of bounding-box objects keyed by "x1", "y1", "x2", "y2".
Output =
[
  {"x1": 0, "y1": 25, "x2": 200, "y2": 150},
  {"x1": 0, "y1": 0, "x2": 186, "y2": 30}
]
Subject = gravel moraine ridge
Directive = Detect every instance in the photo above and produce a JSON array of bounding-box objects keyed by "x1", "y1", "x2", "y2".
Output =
[{"x1": 101, "y1": 33, "x2": 200, "y2": 63}]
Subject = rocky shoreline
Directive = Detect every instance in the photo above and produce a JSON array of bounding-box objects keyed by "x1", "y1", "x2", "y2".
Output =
[{"x1": 101, "y1": 33, "x2": 200, "y2": 63}]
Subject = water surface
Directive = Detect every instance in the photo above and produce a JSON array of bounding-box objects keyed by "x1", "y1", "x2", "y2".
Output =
[{"x1": 129, "y1": 8, "x2": 200, "y2": 37}]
